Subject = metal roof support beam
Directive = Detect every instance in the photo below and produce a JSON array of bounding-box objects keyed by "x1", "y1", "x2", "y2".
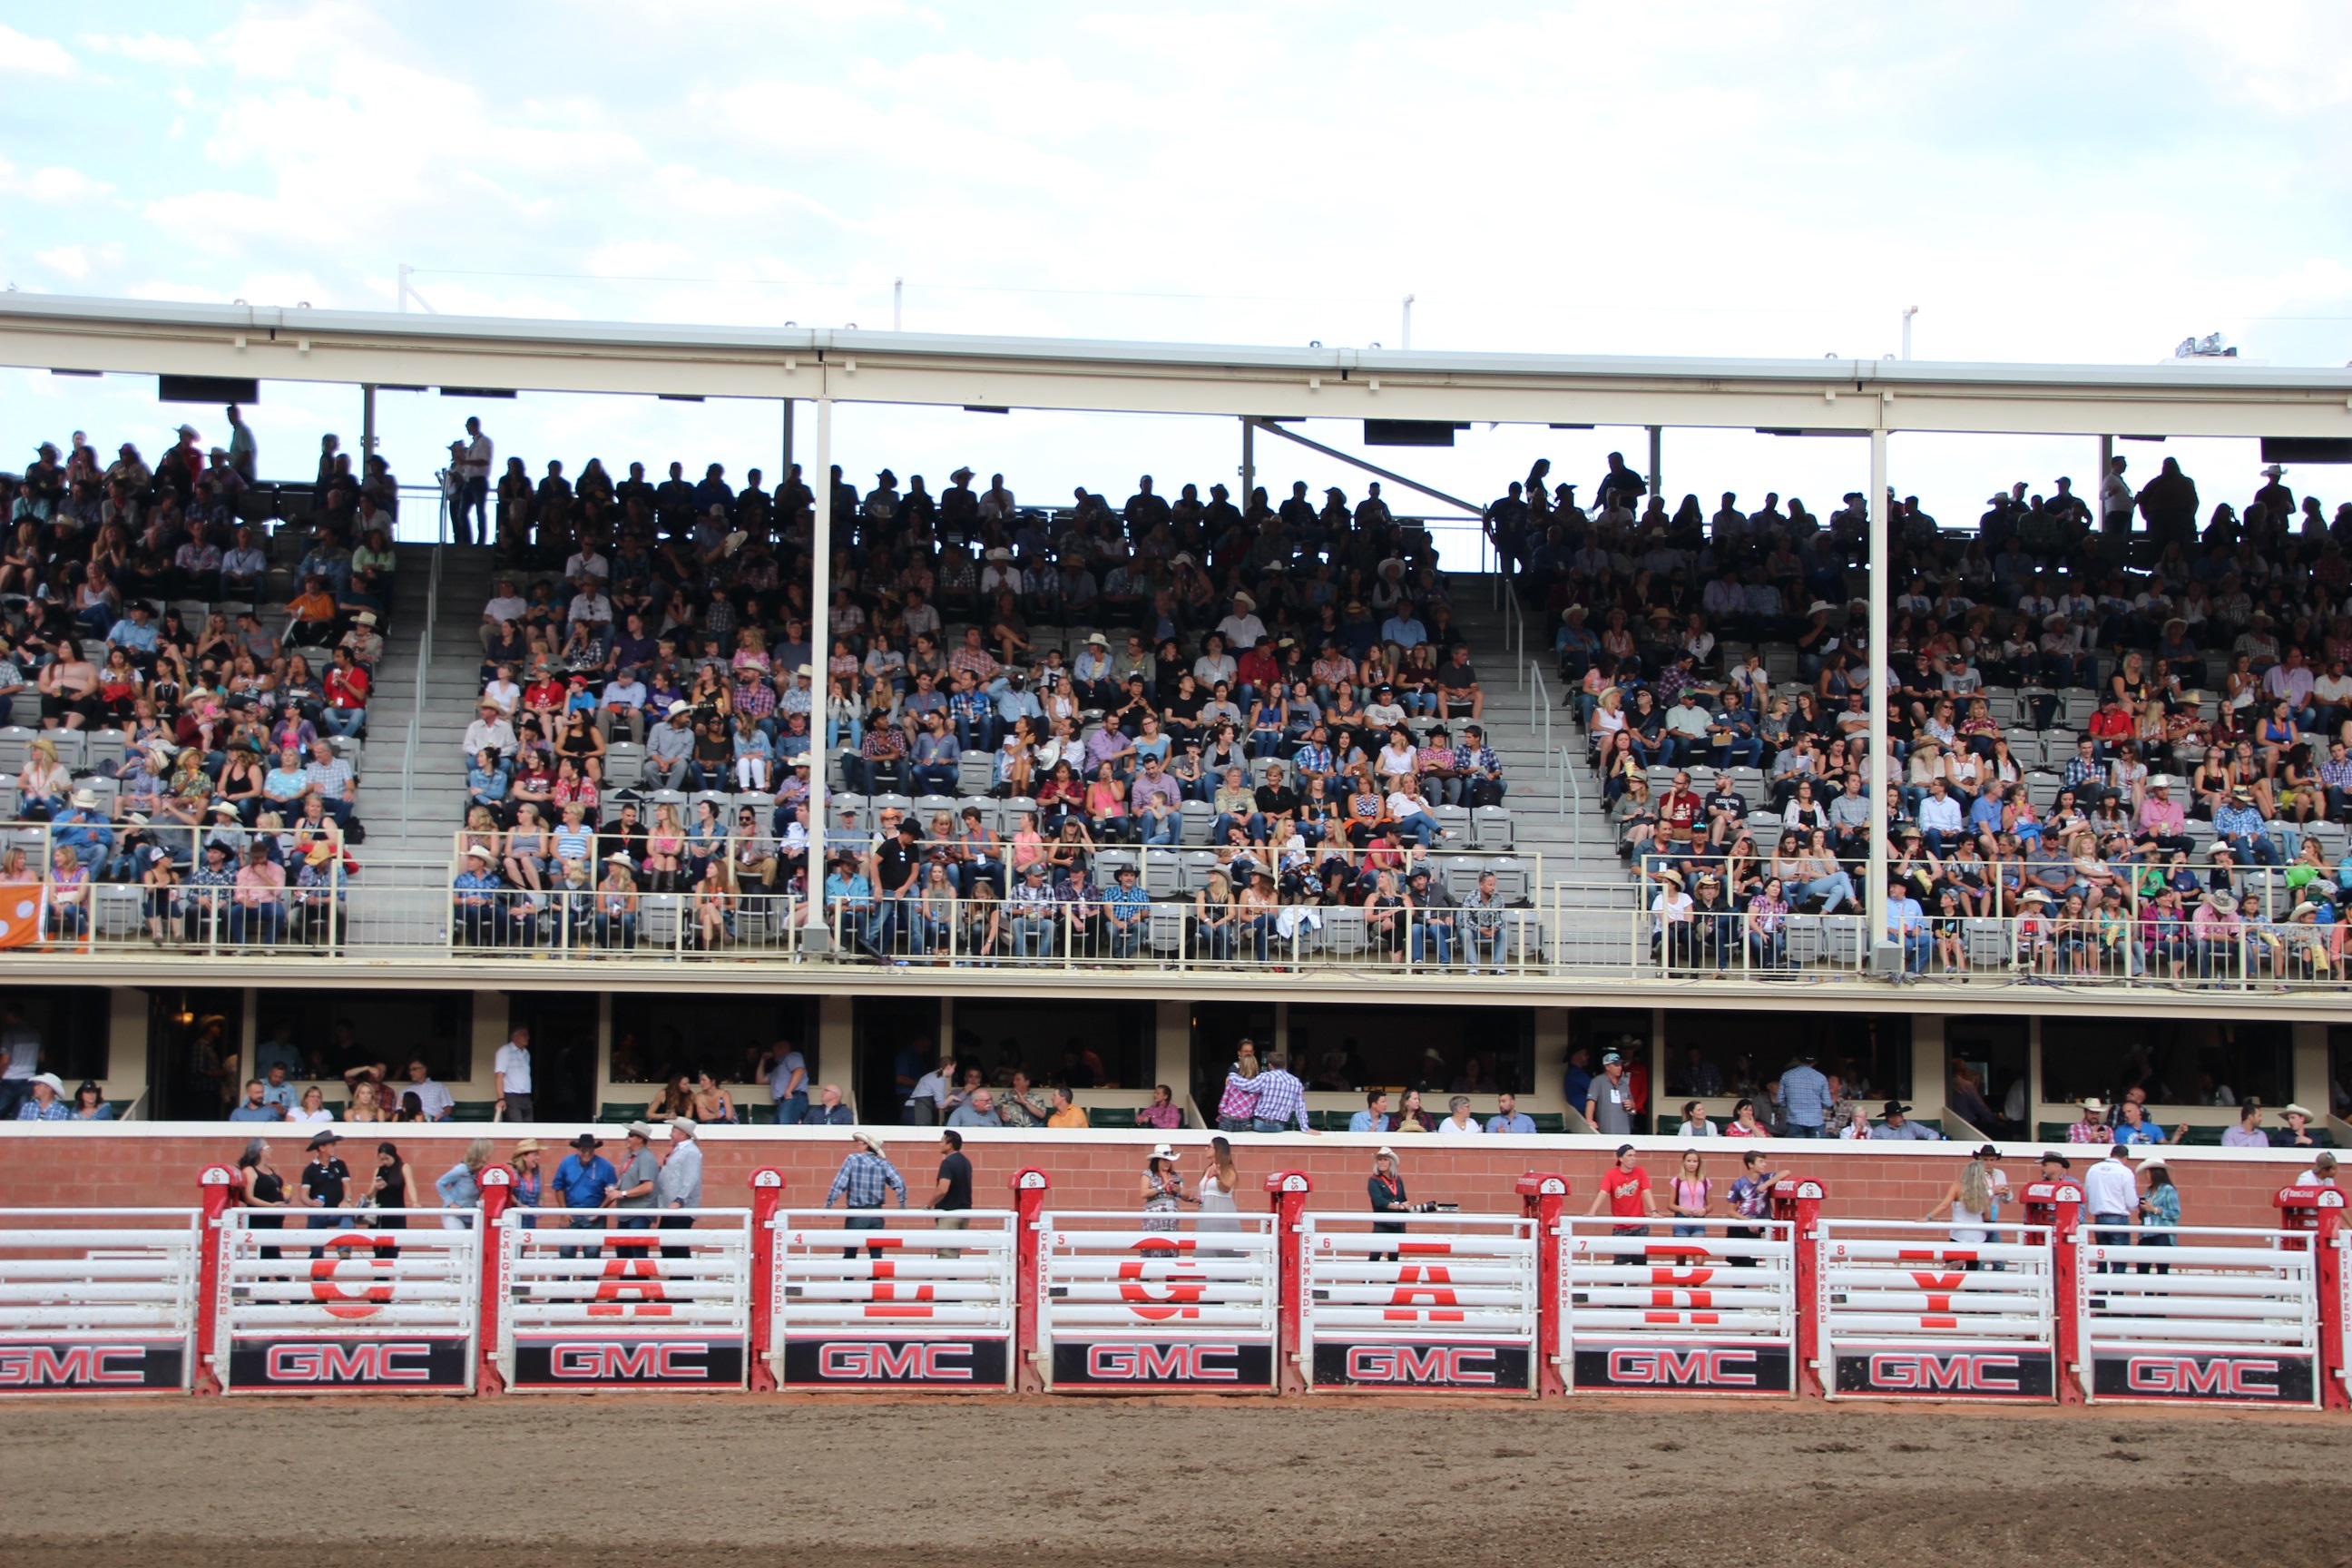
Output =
[{"x1": 1245, "y1": 416, "x2": 1487, "y2": 516}]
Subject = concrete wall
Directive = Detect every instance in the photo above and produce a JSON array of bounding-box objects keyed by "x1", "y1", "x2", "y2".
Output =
[{"x1": 0, "y1": 1123, "x2": 2322, "y2": 1230}]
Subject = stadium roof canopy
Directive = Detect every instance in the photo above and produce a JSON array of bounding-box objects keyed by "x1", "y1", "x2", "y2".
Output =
[{"x1": 4, "y1": 291, "x2": 2351, "y2": 439}]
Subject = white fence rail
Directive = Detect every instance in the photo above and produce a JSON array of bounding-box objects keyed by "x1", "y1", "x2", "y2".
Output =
[
  {"x1": 1560, "y1": 1216, "x2": 1796, "y2": 1395},
  {"x1": 217, "y1": 1209, "x2": 480, "y2": 1392},
  {"x1": 769, "y1": 1208, "x2": 1016, "y2": 1388},
  {"x1": 1816, "y1": 1218, "x2": 2057, "y2": 1401},
  {"x1": 1037, "y1": 1210, "x2": 1278, "y2": 1391},
  {"x1": 1300, "y1": 1213, "x2": 1537, "y2": 1391},
  {"x1": 0, "y1": 1208, "x2": 201, "y2": 1393},
  {"x1": 499, "y1": 1209, "x2": 751, "y2": 1390},
  {"x1": 2079, "y1": 1225, "x2": 2320, "y2": 1406}
]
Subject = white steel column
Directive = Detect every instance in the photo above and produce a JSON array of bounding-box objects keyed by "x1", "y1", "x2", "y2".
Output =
[
  {"x1": 360, "y1": 383, "x2": 377, "y2": 484},
  {"x1": 781, "y1": 397, "x2": 795, "y2": 481},
  {"x1": 1866, "y1": 426, "x2": 1891, "y2": 939},
  {"x1": 806, "y1": 396, "x2": 831, "y2": 926},
  {"x1": 1240, "y1": 416, "x2": 1256, "y2": 509},
  {"x1": 1646, "y1": 426, "x2": 1661, "y2": 508}
]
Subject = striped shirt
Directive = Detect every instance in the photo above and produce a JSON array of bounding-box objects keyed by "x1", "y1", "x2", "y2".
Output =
[{"x1": 1249, "y1": 1068, "x2": 1309, "y2": 1132}]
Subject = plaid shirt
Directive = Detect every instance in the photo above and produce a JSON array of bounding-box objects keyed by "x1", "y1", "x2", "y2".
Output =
[
  {"x1": 1456, "y1": 744, "x2": 1501, "y2": 776},
  {"x1": 1249, "y1": 1067, "x2": 1309, "y2": 1132},
  {"x1": 2063, "y1": 757, "x2": 2103, "y2": 790},
  {"x1": 825, "y1": 1150, "x2": 906, "y2": 1209},
  {"x1": 2065, "y1": 1119, "x2": 2112, "y2": 1145},
  {"x1": 734, "y1": 678, "x2": 776, "y2": 720},
  {"x1": 1459, "y1": 885, "x2": 1508, "y2": 936},
  {"x1": 2319, "y1": 757, "x2": 2352, "y2": 789},
  {"x1": 1102, "y1": 881, "x2": 1151, "y2": 923},
  {"x1": 948, "y1": 645, "x2": 1002, "y2": 682}
]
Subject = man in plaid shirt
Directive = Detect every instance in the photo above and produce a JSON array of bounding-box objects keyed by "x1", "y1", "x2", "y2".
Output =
[
  {"x1": 947, "y1": 627, "x2": 1002, "y2": 685},
  {"x1": 949, "y1": 670, "x2": 999, "y2": 754},
  {"x1": 1455, "y1": 726, "x2": 1504, "y2": 801},
  {"x1": 1247, "y1": 1051, "x2": 1310, "y2": 1133},
  {"x1": 1101, "y1": 863, "x2": 1152, "y2": 957},
  {"x1": 2061, "y1": 737, "x2": 2110, "y2": 803},
  {"x1": 2318, "y1": 738, "x2": 2352, "y2": 821},
  {"x1": 734, "y1": 670, "x2": 777, "y2": 727},
  {"x1": 824, "y1": 1132, "x2": 906, "y2": 1257},
  {"x1": 1459, "y1": 867, "x2": 1510, "y2": 973}
]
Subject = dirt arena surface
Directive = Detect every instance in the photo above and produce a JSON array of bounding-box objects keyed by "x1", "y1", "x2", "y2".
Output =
[{"x1": 4, "y1": 1397, "x2": 2346, "y2": 1568}]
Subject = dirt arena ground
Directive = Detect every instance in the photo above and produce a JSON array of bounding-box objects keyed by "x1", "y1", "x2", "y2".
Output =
[{"x1": 4, "y1": 1397, "x2": 2346, "y2": 1568}]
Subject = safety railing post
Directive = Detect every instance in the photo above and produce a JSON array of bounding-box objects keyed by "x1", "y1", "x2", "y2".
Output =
[
  {"x1": 1515, "y1": 1172, "x2": 1571, "y2": 1396},
  {"x1": 1769, "y1": 1177, "x2": 1826, "y2": 1398},
  {"x1": 1266, "y1": 1171, "x2": 1312, "y2": 1396},
  {"x1": 2023, "y1": 1178, "x2": 2085, "y2": 1405},
  {"x1": 475, "y1": 1166, "x2": 512, "y2": 1396},
  {"x1": 1012, "y1": 1168, "x2": 1050, "y2": 1394},
  {"x1": 748, "y1": 1168, "x2": 783, "y2": 1392},
  {"x1": 192, "y1": 1163, "x2": 238, "y2": 1396},
  {"x1": 2277, "y1": 1184, "x2": 2347, "y2": 1412}
]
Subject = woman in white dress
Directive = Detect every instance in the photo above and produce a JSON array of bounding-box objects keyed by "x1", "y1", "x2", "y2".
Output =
[{"x1": 1196, "y1": 1137, "x2": 1240, "y2": 1237}]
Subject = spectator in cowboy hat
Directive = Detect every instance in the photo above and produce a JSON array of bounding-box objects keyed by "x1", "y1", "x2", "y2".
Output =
[
  {"x1": 552, "y1": 1132, "x2": 616, "y2": 1258},
  {"x1": 1868, "y1": 1100, "x2": 1940, "y2": 1141},
  {"x1": 609, "y1": 1122, "x2": 661, "y2": 1227},
  {"x1": 2274, "y1": 1102, "x2": 2320, "y2": 1149},
  {"x1": 2067, "y1": 1097, "x2": 2113, "y2": 1144},
  {"x1": 825, "y1": 1130, "x2": 907, "y2": 1259},
  {"x1": 656, "y1": 1118, "x2": 703, "y2": 1259},
  {"x1": 14, "y1": 1072, "x2": 69, "y2": 1120}
]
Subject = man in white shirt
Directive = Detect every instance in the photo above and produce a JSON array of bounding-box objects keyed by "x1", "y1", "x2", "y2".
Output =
[
  {"x1": 562, "y1": 544, "x2": 610, "y2": 583},
  {"x1": 2082, "y1": 1143, "x2": 2140, "y2": 1270},
  {"x1": 463, "y1": 700, "x2": 518, "y2": 760},
  {"x1": 456, "y1": 417, "x2": 493, "y2": 546},
  {"x1": 2100, "y1": 455, "x2": 2133, "y2": 533},
  {"x1": 904, "y1": 1055, "x2": 955, "y2": 1126},
  {"x1": 1438, "y1": 1095, "x2": 1483, "y2": 1135},
  {"x1": 402, "y1": 1058, "x2": 456, "y2": 1122},
  {"x1": 1916, "y1": 776, "x2": 1965, "y2": 854},
  {"x1": 599, "y1": 671, "x2": 648, "y2": 744},
  {"x1": 479, "y1": 578, "x2": 525, "y2": 651},
  {"x1": 1216, "y1": 593, "x2": 1266, "y2": 651},
  {"x1": 567, "y1": 583, "x2": 612, "y2": 636},
  {"x1": 493, "y1": 1027, "x2": 533, "y2": 1122}
]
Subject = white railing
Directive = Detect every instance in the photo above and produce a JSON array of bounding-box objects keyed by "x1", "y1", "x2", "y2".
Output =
[
  {"x1": 498, "y1": 1208, "x2": 752, "y2": 1390},
  {"x1": 0, "y1": 1207, "x2": 202, "y2": 1393},
  {"x1": 769, "y1": 1208, "x2": 1017, "y2": 1389},
  {"x1": 1036, "y1": 1210, "x2": 1279, "y2": 1391},
  {"x1": 1560, "y1": 1216, "x2": 1796, "y2": 1396},
  {"x1": 2077, "y1": 1224, "x2": 2320, "y2": 1406},
  {"x1": 216, "y1": 1208, "x2": 481, "y2": 1392},
  {"x1": 1300, "y1": 1212, "x2": 1538, "y2": 1391},
  {"x1": 1816, "y1": 1218, "x2": 2056, "y2": 1400}
]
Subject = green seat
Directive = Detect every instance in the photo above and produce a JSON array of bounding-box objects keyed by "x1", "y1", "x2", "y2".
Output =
[
  {"x1": 449, "y1": 1101, "x2": 497, "y2": 1122},
  {"x1": 2037, "y1": 1121, "x2": 2072, "y2": 1144},
  {"x1": 1089, "y1": 1107, "x2": 1138, "y2": 1130},
  {"x1": 601, "y1": 1101, "x2": 649, "y2": 1124},
  {"x1": 741, "y1": 1102, "x2": 775, "y2": 1125},
  {"x1": 2180, "y1": 1124, "x2": 2224, "y2": 1147},
  {"x1": 1310, "y1": 1110, "x2": 1354, "y2": 1132},
  {"x1": 1528, "y1": 1113, "x2": 1566, "y2": 1134}
]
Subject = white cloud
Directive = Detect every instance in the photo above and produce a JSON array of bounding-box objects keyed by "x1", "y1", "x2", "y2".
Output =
[
  {"x1": 0, "y1": 23, "x2": 75, "y2": 76},
  {"x1": 34, "y1": 246, "x2": 90, "y2": 279},
  {"x1": 81, "y1": 30, "x2": 208, "y2": 68},
  {"x1": 0, "y1": 158, "x2": 114, "y2": 204}
]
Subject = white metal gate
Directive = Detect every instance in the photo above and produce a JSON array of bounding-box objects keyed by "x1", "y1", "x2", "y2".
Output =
[
  {"x1": 1037, "y1": 1210, "x2": 1278, "y2": 1391},
  {"x1": 500, "y1": 1210, "x2": 751, "y2": 1390},
  {"x1": 2077, "y1": 1224, "x2": 2319, "y2": 1406},
  {"x1": 219, "y1": 1210, "x2": 480, "y2": 1392},
  {"x1": 0, "y1": 1208, "x2": 201, "y2": 1394},
  {"x1": 1560, "y1": 1216, "x2": 1796, "y2": 1395},
  {"x1": 1300, "y1": 1213, "x2": 1536, "y2": 1391},
  {"x1": 1816, "y1": 1219, "x2": 2056, "y2": 1400},
  {"x1": 769, "y1": 1209, "x2": 1016, "y2": 1388}
]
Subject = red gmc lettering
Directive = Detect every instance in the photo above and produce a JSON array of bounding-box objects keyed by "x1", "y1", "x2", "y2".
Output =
[
  {"x1": 264, "y1": 1342, "x2": 435, "y2": 1382},
  {"x1": 818, "y1": 1342, "x2": 975, "y2": 1380},
  {"x1": 550, "y1": 1342, "x2": 709, "y2": 1380},
  {"x1": 1605, "y1": 1347, "x2": 1759, "y2": 1387},
  {"x1": 1867, "y1": 1352, "x2": 2019, "y2": 1392},
  {"x1": 2123, "y1": 1357, "x2": 2278, "y2": 1397},
  {"x1": 1345, "y1": 1345, "x2": 1498, "y2": 1385},
  {"x1": 1085, "y1": 1343, "x2": 1240, "y2": 1380},
  {"x1": 0, "y1": 1344, "x2": 150, "y2": 1387}
]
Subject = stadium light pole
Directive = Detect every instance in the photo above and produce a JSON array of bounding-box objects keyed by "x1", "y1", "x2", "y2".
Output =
[
  {"x1": 806, "y1": 395, "x2": 831, "y2": 928},
  {"x1": 1866, "y1": 424, "x2": 1891, "y2": 951}
]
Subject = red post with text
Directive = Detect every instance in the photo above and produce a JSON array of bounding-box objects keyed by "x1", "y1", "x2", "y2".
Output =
[
  {"x1": 2021, "y1": 1179, "x2": 2085, "y2": 1405},
  {"x1": 1769, "y1": 1176, "x2": 1825, "y2": 1397},
  {"x1": 191, "y1": 1165, "x2": 238, "y2": 1397},
  {"x1": 474, "y1": 1166, "x2": 513, "y2": 1396},
  {"x1": 2275, "y1": 1184, "x2": 2347, "y2": 1412},
  {"x1": 747, "y1": 1169, "x2": 783, "y2": 1393},
  {"x1": 1012, "y1": 1168, "x2": 1050, "y2": 1394},
  {"x1": 1266, "y1": 1171, "x2": 1311, "y2": 1395},
  {"x1": 1515, "y1": 1172, "x2": 1570, "y2": 1396}
]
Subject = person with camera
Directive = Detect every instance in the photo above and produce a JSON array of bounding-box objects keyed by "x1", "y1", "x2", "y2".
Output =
[{"x1": 1368, "y1": 1145, "x2": 1436, "y2": 1261}]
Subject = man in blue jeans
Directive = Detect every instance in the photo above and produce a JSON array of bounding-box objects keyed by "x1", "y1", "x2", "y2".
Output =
[
  {"x1": 762, "y1": 1040, "x2": 809, "y2": 1126},
  {"x1": 552, "y1": 1132, "x2": 616, "y2": 1259},
  {"x1": 1777, "y1": 1054, "x2": 1832, "y2": 1137}
]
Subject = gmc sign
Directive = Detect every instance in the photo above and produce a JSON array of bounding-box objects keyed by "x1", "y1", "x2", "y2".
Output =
[
  {"x1": 1311, "y1": 1341, "x2": 1533, "y2": 1390},
  {"x1": 1832, "y1": 1348, "x2": 2056, "y2": 1399},
  {"x1": 0, "y1": 1339, "x2": 186, "y2": 1392},
  {"x1": 780, "y1": 1338, "x2": 1012, "y2": 1388},
  {"x1": 511, "y1": 1338, "x2": 745, "y2": 1389},
  {"x1": 1572, "y1": 1343, "x2": 1792, "y2": 1395},
  {"x1": 2090, "y1": 1352, "x2": 2314, "y2": 1405},
  {"x1": 227, "y1": 1337, "x2": 471, "y2": 1390},
  {"x1": 1051, "y1": 1340, "x2": 1275, "y2": 1388}
]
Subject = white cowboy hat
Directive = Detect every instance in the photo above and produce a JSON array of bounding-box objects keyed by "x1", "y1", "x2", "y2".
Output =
[{"x1": 1147, "y1": 1143, "x2": 1176, "y2": 1163}]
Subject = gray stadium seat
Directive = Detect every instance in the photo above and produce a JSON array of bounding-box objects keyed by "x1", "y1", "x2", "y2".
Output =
[
  {"x1": 957, "y1": 750, "x2": 997, "y2": 796},
  {"x1": 1472, "y1": 806, "x2": 1514, "y2": 849}
]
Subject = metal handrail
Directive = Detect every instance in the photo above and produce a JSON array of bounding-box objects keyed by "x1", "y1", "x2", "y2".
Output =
[{"x1": 397, "y1": 491, "x2": 447, "y2": 830}]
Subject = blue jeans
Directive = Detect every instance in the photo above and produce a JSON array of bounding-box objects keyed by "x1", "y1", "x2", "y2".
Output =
[
  {"x1": 1136, "y1": 815, "x2": 1179, "y2": 848},
  {"x1": 1250, "y1": 1117, "x2": 1289, "y2": 1133},
  {"x1": 1393, "y1": 812, "x2": 1437, "y2": 848},
  {"x1": 1009, "y1": 916, "x2": 1056, "y2": 958},
  {"x1": 2221, "y1": 833, "x2": 2281, "y2": 867},
  {"x1": 321, "y1": 706, "x2": 367, "y2": 738},
  {"x1": 774, "y1": 1093, "x2": 809, "y2": 1125},
  {"x1": 1411, "y1": 921, "x2": 1455, "y2": 965}
]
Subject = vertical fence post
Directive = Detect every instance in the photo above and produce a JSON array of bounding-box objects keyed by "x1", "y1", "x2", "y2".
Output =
[
  {"x1": 1515, "y1": 1172, "x2": 1571, "y2": 1397},
  {"x1": 475, "y1": 1166, "x2": 512, "y2": 1396},
  {"x1": 2023, "y1": 1178, "x2": 2085, "y2": 1405},
  {"x1": 1265, "y1": 1170, "x2": 1312, "y2": 1395},
  {"x1": 749, "y1": 1168, "x2": 784, "y2": 1392},
  {"x1": 193, "y1": 1164, "x2": 239, "y2": 1396},
  {"x1": 1012, "y1": 1168, "x2": 1050, "y2": 1394},
  {"x1": 1770, "y1": 1176, "x2": 1827, "y2": 1398}
]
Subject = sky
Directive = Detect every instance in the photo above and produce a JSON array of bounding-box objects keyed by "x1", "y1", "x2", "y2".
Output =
[{"x1": 4, "y1": 1, "x2": 2351, "y2": 552}]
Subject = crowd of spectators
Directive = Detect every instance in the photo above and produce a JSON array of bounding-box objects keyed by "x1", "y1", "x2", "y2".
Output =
[
  {"x1": 1517, "y1": 451, "x2": 2352, "y2": 982},
  {"x1": 446, "y1": 436, "x2": 1523, "y2": 964},
  {"x1": 4, "y1": 413, "x2": 377, "y2": 946}
]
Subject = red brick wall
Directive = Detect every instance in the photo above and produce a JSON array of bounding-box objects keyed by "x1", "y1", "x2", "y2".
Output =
[{"x1": 0, "y1": 1128, "x2": 2319, "y2": 1230}]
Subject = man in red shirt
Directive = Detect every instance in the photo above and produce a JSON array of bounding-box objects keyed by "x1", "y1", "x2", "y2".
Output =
[
  {"x1": 1656, "y1": 771, "x2": 1703, "y2": 852},
  {"x1": 2086, "y1": 695, "x2": 2135, "y2": 756},
  {"x1": 1587, "y1": 1143, "x2": 1658, "y2": 1245}
]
